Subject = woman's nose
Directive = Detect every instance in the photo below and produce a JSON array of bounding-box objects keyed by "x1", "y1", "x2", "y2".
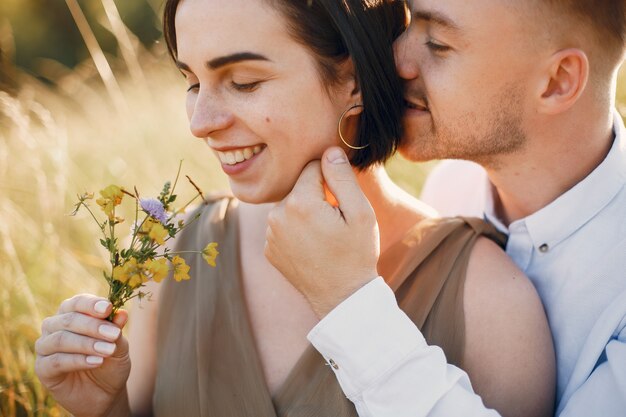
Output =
[{"x1": 187, "y1": 92, "x2": 234, "y2": 139}]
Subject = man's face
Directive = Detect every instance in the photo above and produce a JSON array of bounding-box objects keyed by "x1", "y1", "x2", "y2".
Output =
[{"x1": 394, "y1": 0, "x2": 538, "y2": 165}]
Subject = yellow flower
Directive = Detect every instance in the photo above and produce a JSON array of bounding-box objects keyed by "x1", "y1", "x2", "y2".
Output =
[
  {"x1": 149, "y1": 223, "x2": 168, "y2": 245},
  {"x1": 145, "y1": 258, "x2": 169, "y2": 283},
  {"x1": 112, "y1": 258, "x2": 148, "y2": 289},
  {"x1": 96, "y1": 185, "x2": 124, "y2": 220},
  {"x1": 141, "y1": 217, "x2": 168, "y2": 245},
  {"x1": 202, "y1": 242, "x2": 219, "y2": 267},
  {"x1": 172, "y1": 255, "x2": 190, "y2": 282}
]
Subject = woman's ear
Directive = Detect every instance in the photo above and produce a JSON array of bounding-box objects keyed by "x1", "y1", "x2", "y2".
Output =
[
  {"x1": 337, "y1": 58, "x2": 363, "y2": 108},
  {"x1": 536, "y1": 48, "x2": 589, "y2": 115}
]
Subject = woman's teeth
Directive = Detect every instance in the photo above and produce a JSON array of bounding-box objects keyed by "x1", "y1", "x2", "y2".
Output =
[{"x1": 217, "y1": 145, "x2": 263, "y2": 165}]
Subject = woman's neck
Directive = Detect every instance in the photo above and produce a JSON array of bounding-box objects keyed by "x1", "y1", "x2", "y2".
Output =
[
  {"x1": 238, "y1": 165, "x2": 434, "y2": 257},
  {"x1": 355, "y1": 165, "x2": 434, "y2": 254}
]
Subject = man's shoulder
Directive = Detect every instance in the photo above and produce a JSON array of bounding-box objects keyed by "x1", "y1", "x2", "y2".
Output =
[{"x1": 420, "y1": 160, "x2": 488, "y2": 217}]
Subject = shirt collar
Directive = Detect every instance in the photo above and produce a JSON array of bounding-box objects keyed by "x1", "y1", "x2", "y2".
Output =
[{"x1": 485, "y1": 109, "x2": 626, "y2": 250}]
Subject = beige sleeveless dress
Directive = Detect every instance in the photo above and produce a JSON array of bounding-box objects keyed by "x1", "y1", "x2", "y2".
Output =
[{"x1": 153, "y1": 197, "x2": 505, "y2": 417}]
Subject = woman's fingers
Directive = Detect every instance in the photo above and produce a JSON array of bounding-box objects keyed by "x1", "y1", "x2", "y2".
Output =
[
  {"x1": 41, "y1": 312, "x2": 121, "y2": 342},
  {"x1": 111, "y1": 309, "x2": 129, "y2": 328},
  {"x1": 35, "y1": 330, "x2": 117, "y2": 357},
  {"x1": 57, "y1": 294, "x2": 112, "y2": 318},
  {"x1": 35, "y1": 352, "x2": 106, "y2": 380},
  {"x1": 35, "y1": 294, "x2": 131, "y2": 382}
]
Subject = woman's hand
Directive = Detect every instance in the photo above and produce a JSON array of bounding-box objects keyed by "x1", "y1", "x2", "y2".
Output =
[{"x1": 35, "y1": 294, "x2": 131, "y2": 417}]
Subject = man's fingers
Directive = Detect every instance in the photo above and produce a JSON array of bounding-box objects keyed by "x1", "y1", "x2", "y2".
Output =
[
  {"x1": 321, "y1": 147, "x2": 373, "y2": 222},
  {"x1": 290, "y1": 160, "x2": 325, "y2": 202}
]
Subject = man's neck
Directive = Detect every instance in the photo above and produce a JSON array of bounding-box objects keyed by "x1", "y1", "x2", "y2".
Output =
[{"x1": 486, "y1": 111, "x2": 616, "y2": 225}]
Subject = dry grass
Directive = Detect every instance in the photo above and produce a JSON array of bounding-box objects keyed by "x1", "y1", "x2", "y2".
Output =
[{"x1": 0, "y1": 15, "x2": 229, "y2": 412}]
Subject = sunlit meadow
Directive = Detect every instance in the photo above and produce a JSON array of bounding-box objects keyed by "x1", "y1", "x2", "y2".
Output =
[{"x1": 0, "y1": 1, "x2": 624, "y2": 415}]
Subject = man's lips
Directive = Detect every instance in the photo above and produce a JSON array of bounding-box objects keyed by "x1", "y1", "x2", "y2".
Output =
[{"x1": 404, "y1": 98, "x2": 429, "y2": 112}]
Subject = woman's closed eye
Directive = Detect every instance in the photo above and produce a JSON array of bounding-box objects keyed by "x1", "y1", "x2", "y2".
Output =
[
  {"x1": 185, "y1": 76, "x2": 266, "y2": 94},
  {"x1": 231, "y1": 80, "x2": 261, "y2": 92}
]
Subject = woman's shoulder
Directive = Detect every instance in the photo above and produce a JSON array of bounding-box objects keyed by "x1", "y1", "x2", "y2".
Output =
[
  {"x1": 461, "y1": 237, "x2": 556, "y2": 417},
  {"x1": 397, "y1": 215, "x2": 505, "y2": 258},
  {"x1": 464, "y1": 237, "x2": 542, "y2": 323}
]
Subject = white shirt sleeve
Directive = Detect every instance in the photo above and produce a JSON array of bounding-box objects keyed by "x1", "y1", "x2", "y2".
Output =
[{"x1": 307, "y1": 277, "x2": 501, "y2": 417}]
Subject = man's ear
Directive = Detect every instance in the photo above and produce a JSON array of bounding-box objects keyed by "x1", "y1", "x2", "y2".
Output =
[{"x1": 537, "y1": 48, "x2": 589, "y2": 115}]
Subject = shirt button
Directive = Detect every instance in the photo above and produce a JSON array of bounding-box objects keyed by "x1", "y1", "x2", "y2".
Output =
[
  {"x1": 539, "y1": 244, "x2": 549, "y2": 253},
  {"x1": 328, "y1": 358, "x2": 339, "y2": 370}
]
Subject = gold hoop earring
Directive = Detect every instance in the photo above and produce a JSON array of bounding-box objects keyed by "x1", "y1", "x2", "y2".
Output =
[{"x1": 338, "y1": 104, "x2": 368, "y2": 150}]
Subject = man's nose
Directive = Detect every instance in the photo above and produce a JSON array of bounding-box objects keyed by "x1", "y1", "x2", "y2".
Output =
[{"x1": 393, "y1": 31, "x2": 421, "y2": 81}]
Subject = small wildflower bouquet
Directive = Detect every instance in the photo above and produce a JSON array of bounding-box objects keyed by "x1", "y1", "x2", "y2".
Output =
[{"x1": 71, "y1": 164, "x2": 218, "y2": 320}]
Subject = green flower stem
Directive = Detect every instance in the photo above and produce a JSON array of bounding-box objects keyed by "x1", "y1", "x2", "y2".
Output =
[
  {"x1": 168, "y1": 160, "x2": 184, "y2": 203},
  {"x1": 154, "y1": 250, "x2": 201, "y2": 257},
  {"x1": 80, "y1": 201, "x2": 106, "y2": 237},
  {"x1": 164, "y1": 211, "x2": 201, "y2": 244},
  {"x1": 178, "y1": 193, "x2": 201, "y2": 214},
  {"x1": 108, "y1": 211, "x2": 117, "y2": 269},
  {"x1": 128, "y1": 197, "x2": 140, "y2": 253},
  {"x1": 130, "y1": 215, "x2": 151, "y2": 255}
]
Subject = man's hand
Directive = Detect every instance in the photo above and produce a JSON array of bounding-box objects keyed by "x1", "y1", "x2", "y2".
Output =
[{"x1": 265, "y1": 147, "x2": 380, "y2": 318}]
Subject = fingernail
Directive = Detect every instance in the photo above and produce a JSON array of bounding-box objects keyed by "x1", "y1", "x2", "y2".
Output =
[
  {"x1": 94, "y1": 300, "x2": 110, "y2": 314},
  {"x1": 327, "y1": 148, "x2": 348, "y2": 164},
  {"x1": 86, "y1": 355, "x2": 104, "y2": 365},
  {"x1": 94, "y1": 341, "x2": 116, "y2": 355},
  {"x1": 98, "y1": 324, "x2": 121, "y2": 339}
]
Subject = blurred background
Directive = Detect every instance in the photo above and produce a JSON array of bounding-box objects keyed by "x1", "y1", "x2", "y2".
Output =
[{"x1": 0, "y1": 1, "x2": 624, "y2": 416}]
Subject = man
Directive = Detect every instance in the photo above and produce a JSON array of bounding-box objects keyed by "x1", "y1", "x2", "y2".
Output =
[{"x1": 265, "y1": 0, "x2": 626, "y2": 416}]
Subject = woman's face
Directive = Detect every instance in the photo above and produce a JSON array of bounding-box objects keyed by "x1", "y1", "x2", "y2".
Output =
[{"x1": 175, "y1": 0, "x2": 359, "y2": 203}]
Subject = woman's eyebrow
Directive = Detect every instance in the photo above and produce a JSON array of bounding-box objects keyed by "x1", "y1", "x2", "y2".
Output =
[
  {"x1": 207, "y1": 52, "x2": 271, "y2": 69},
  {"x1": 176, "y1": 52, "x2": 272, "y2": 72}
]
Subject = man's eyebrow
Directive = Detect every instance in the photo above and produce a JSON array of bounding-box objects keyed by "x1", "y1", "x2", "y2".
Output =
[
  {"x1": 176, "y1": 52, "x2": 271, "y2": 73},
  {"x1": 412, "y1": 10, "x2": 461, "y2": 32}
]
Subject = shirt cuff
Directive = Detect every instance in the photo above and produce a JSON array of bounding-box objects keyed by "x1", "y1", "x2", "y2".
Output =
[{"x1": 307, "y1": 276, "x2": 427, "y2": 399}]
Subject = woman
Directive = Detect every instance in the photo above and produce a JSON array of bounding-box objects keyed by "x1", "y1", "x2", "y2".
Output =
[{"x1": 34, "y1": 0, "x2": 555, "y2": 416}]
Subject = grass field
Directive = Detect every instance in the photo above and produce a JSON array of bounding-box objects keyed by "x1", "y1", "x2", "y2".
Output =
[{"x1": 1, "y1": 10, "x2": 625, "y2": 416}]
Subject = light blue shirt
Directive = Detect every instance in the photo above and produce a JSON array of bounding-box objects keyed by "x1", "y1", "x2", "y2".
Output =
[
  {"x1": 309, "y1": 111, "x2": 626, "y2": 416},
  {"x1": 421, "y1": 110, "x2": 626, "y2": 415},
  {"x1": 485, "y1": 112, "x2": 626, "y2": 414}
]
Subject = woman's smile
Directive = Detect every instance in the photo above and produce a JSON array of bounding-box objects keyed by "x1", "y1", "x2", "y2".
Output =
[
  {"x1": 212, "y1": 144, "x2": 267, "y2": 175},
  {"x1": 214, "y1": 144, "x2": 265, "y2": 165}
]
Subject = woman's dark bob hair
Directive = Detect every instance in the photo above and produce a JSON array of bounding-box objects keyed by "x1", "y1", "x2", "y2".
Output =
[{"x1": 163, "y1": 0, "x2": 407, "y2": 169}]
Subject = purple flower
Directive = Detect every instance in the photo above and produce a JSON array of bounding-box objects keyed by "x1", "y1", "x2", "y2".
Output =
[{"x1": 140, "y1": 198, "x2": 168, "y2": 224}]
